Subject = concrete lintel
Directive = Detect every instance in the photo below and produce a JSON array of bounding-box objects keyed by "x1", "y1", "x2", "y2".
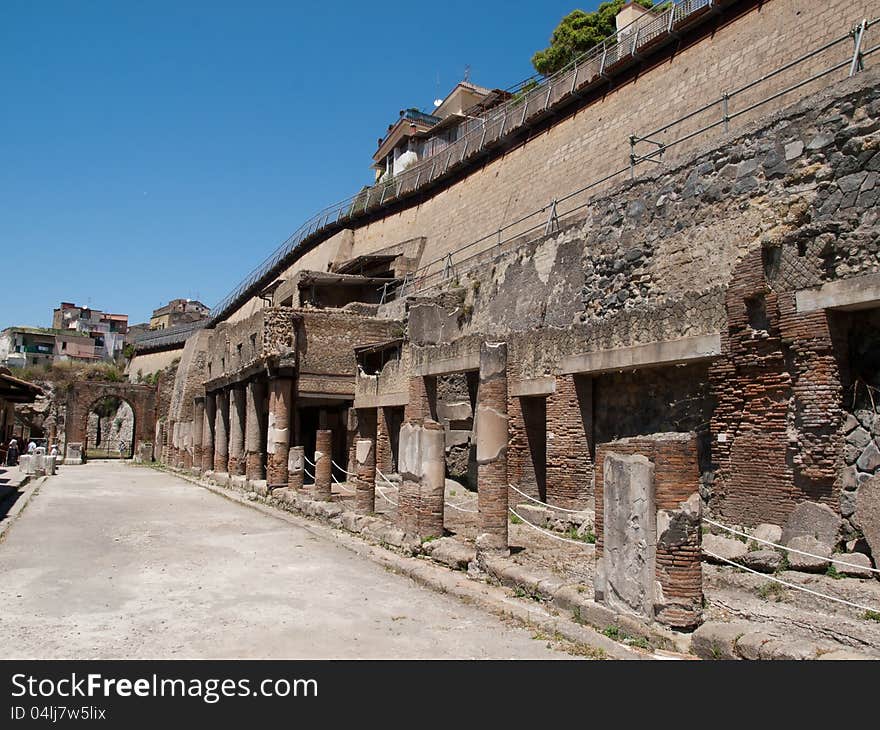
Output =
[
  {"x1": 509, "y1": 376, "x2": 556, "y2": 398},
  {"x1": 560, "y1": 333, "x2": 721, "y2": 375},
  {"x1": 412, "y1": 352, "x2": 480, "y2": 377},
  {"x1": 353, "y1": 391, "x2": 409, "y2": 409},
  {"x1": 796, "y1": 274, "x2": 880, "y2": 313}
]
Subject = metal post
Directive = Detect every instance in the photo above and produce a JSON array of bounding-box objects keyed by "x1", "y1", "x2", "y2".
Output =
[
  {"x1": 544, "y1": 200, "x2": 559, "y2": 236},
  {"x1": 667, "y1": 4, "x2": 676, "y2": 33},
  {"x1": 722, "y1": 93, "x2": 729, "y2": 133},
  {"x1": 599, "y1": 46, "x2": 608, "y2": 78},
  {"x1": 499, "y1": 109, "x2": 507, "y2": 138},
  {"x1": 629, "y1": 134, "x2": 636, "y2": 179},
  {"x1": 442, "y1": 253, "x2": 454, "y2": 280},
  {"x1": 570, "y1": 63, "x2": 579, "y2": 94},
  {"x1": 850, "y1": 18, "x2": 867, "y2": 76},
  {"x1": 631, "y1": 27, "x2": 640, "y2": 57}
]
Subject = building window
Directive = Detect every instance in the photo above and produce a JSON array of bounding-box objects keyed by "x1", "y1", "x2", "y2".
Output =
[{"x1": 745, "y1": 295, "x2": 770, "y2": 332}]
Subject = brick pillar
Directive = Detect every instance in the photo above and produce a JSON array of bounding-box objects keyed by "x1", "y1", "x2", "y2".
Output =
[
  {"x1": 213, "y1": 390, "x2": 229, "y2": 474},
  {"x1": 476, "y1": 342, "x2": 509, "y2": 554},
  {"x1": 376, "y1": 407, "x2": 393, "y2": 474},
  {"x1": 267, "y1": 376, "x2": 293, "y2": 486},
  {"x1": 545, "y1": 374, "x2": 593, "y2": 509},
  {"x1": 202, "y1": 394, "x2": 215, "y2": 472},
  {"x1": 245, "y1": 380, "x2": 263, "y2": 481},
  {"x1": 405, "y1": 375, "x2": 435, "y2": 421},
  {"x1": 398, "y1": 420, "x2": 445, "y2": 537},
  {"x1": 288, "y1": 446, "x2": 304, "y2": 491},
  {"x1": 354, "y1": 438, "x2": 376, "y2": 514},
  {"x1": 314, "y1": 429, "x2": 332, "y2": 500},
  {"x1": 192, "y1": 397, "x2": 205, "y2": 472},
  {"x1": 228, "y1": 384, "x2": 246, "y2": 476},
  {"x1": 182, "y1": 422, "x2": 193, "y2": 469}
]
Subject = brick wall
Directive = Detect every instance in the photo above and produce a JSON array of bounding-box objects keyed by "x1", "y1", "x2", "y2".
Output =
[{"x1": 545, "y1": 375, "x2": 592, "y2": 509}]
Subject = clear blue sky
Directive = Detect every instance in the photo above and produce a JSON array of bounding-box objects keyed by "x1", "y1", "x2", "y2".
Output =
[{"x1": 1, "y1": 0, "x2": 592, "y2": 329}]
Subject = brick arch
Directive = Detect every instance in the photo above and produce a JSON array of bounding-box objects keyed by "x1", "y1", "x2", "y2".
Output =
[{"x1": 65, "y1": 382, "x2": 158, "y2": 457}]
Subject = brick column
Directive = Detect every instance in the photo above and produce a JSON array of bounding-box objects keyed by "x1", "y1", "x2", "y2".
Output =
[
  {"x1": 213, "y1": 390, "x2": 229, "y2": 474},
  {"x1": 202, "y1": 394, "x2": 215, "y2": 472},
  {"x1": 405, "y1": 375, "x2": 435, "y2": 421},
  {"x1": 354, "y1": 438, "x2": 376, "y2": 514},
  {"x1": 545, "y1": 374, "x2": 593, "y2": 509},
  {"x1": 228, "y1": 384, "x2": 246, "y2": 476},
  {"x1": 476, "y1": 342, "x2": 509, "y2": 554},
  {"x1": 192, "y1": 397, "x2": 205, "y2": 472},
  {"x1": 376, "y1": 407, "x2": 393, "y2": 473},
  {"x1": 267, "y1": 376, "x2": 293, "y2": 486},
  {"x1": 245, "y1": 380, "x2": 263, "y2": 481},
  {"x1": 314, "y1": 429, "x2": 332, "y2": 500},
  {"x1": 288, "y1": 445, "x2": 304, "y2": 491}
]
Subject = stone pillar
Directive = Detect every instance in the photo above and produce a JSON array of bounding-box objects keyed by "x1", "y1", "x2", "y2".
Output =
[
  {"x1": 228, "y1": 384, "x2": 246, "y2": 476},
  {"x1": 288, "y1": 445, "x2": 304, "y2": 491},
  {"x1": 354, "y1": 438, "x2": 376, "y2": 514},
  {"x1": 398, "y1": 420, "x2": 445, "y2": 537},
  {"x1": 202, "y1": 394, "x2": 215, "y2": 472},
  {"x1": 376, "y1": 407, "x2": 393, "y2": 474},
  {"x1": 245, "y1": 380, "x2": 263, "y2": 481},
  {"x1": 192, "y1": 397, "x2": 205, "y2": 472},
  {"x1": 314, "y1": 429, "x2": 332, "y2": 500},
  {"x1": 182, "y1": 422, "x2": 193, "y2": 469},
  {"x1": 213, "y1": 390, "x2": 229, "y2": 474},
  {"x1": 476, "y1": 342, "x2": 509, "y2": 554},
  {"x1": 267, "y1": 376, "x2": 293, "y2": 486}
]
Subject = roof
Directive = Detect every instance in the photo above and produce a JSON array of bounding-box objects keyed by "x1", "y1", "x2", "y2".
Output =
[
  {"x1": 0, "y1": 368, "x2": 44, "y2": 403},
  {"x1": 354, "y1": 338, "x2": 405, "y2": 356},
  {"x1": 333, "y1": 254, "x2": 399, "y2": 275},
  {"x1": 297, "y1": 271, "x2": 401, "y2": 288},
  {"x1": 2, "y1": 326, "x2": 89, "y2": 338}
]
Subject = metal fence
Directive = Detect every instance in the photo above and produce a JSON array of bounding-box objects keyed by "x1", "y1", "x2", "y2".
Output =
[
  {"x1": 208, "y1": 0, "x2": 723, "y2": 323},
  {"x1": 132, "y1": 319, "x2": 207, "y2": 350}
]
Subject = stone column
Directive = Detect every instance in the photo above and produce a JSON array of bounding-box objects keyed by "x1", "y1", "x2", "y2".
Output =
[
  {"x1": 228, "y1": 384, "x2": 246, "y2": 476},
  {"x1": 192, "y1": 397, "x2": 205, "y2": 472},
  {"x1": 213, "y1": 390, "x2": 229, "y2": 474},
  {"x1": 346, "y1": 409, "x2": 359, "y2": 476},
  {"x1": 182, "y1": 422, "x2": 193, "y2": 469},
  {"x1": 288, "y1": 445, "x2": 304, "y2": 491},
  {"x1": 376, "y1": 407, "x2": 393, "y2": 473},
  {"x1": 202, "y1": 394, "x2": 215, "y2": 472},
  {"x1": 314, "y1": 429, "x2": 332, "y2": 500},
  {"x1": 354, "y1": 438, "x2": 376, "y2": 514},
  {"x1": 267, "y1": 376, "x2": 293, "y2": 486},
  {"x1": 405, "y1": 375, "x2": 435, "y2": 421},
  {"x1": 476, "y1": 342, "x2": 509, "y2": 554},
  {"x1": 398, "y1": 420, "x2": 445, "y2": 537},
  {"x1": 245, "y1": 380, "x2": 263, "y2": 481}
]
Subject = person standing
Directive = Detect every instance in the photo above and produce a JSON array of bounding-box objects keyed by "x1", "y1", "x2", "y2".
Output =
[{"x1": 7, "y1": 438, "x2": 19, "y2": 466}]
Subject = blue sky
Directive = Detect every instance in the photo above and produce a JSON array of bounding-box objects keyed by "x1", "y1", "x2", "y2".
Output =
[{"x1": 1, "y1": 0, "x2": 593, "y2": 328}]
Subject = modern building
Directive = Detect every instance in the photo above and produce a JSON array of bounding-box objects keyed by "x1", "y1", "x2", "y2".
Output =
[
  {"x1": 0, "y1": 367, "x2": 43, "y2": 445},
  {"x1": 149, "y1": 298, "x2": 210, "y2": 331},
  {"x1": 0, "y1": 327, "x2": 98, "y2": 368},
  {"x1": 52, "y1": 302, "x2": 129, "y2": 360}
]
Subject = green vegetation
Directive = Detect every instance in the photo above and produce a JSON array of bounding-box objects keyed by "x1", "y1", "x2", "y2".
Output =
[
  {"x1": 565, "y1": 526, "x2": 596, "y2": 543},
  {"x1": 531, "y1": 1, "x2": 655, "y2": 76},
  {"x1": 602, "y1": 625, "x2": 651, "y2": 650},
  {"x1": 11, "y1": 360, "x2": 125, "y2": 389},
  {"x1": 509, "y1": 512, "x2": 523, "y2": 525},
  {"x1": 825, "y1": 564, "x2": 843, "y2": 580},
  {"x1": 756, "y1": 581, "x2": 787, "y2": 601},
  {"x1": 863, "y1": 610, "x2": 880, "y2": 623}
]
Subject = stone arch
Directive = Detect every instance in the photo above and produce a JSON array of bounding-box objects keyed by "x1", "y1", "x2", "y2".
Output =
[{"x1": 65, "y1": 382, "x2": 158, "y2": 459}]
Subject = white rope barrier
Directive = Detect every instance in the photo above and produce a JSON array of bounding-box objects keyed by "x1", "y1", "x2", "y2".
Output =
[
  {"x1": 375, "y1": 483, "x2": 398, "y2": 507},
  {"x1": 303, "y1": 455, "x2": 316, "y2": 467},
  {"x1": 445, "y1": 500, "x2": 478, "y2": 514},
  {"x1": 704, "y1": 550, "x2": 880, "y2": 614},
  {"x1": 375, "y1": 467, "x2": 396, "y2": 486},
  {"x1": 508, "y1": 507, "x2": 592, "y2": 548},
  {"x1": 704, "y1": 518, "x2": 880, "y2": 576},
  {"x1": 331, "y1": 459, "x2": 357, "y2": 477},
  {"x1": 303, "y1": 467, "x2": 315, "y2": 482},
  {"x1": 508, "y1": 484, "x2": 588, "y2": 515}
]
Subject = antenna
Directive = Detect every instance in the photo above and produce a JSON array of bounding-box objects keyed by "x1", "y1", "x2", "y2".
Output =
[{"x1": 464, "y1": 64, "x2": 471, "y2": 82}]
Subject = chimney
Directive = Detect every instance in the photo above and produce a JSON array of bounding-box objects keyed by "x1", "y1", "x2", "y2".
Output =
[{"x1": 615, "y1": 1, "x2": 652, "y2": 35}]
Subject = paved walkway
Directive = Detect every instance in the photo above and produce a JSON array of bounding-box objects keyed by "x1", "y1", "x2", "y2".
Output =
[{"x1": 0, "y1": 462, "x2": 571, "y2": 659}]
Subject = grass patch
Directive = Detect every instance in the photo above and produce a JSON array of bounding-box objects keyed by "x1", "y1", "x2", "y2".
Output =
[
  {"x1": 863, "y1": 610, "x2": 880, "y2": 623},
  {"x1": 825, "y1": 564, "x2": 843, "y2": 579},
  {"x1": 756, "y1": 581, "x2": 787, "y2": 601},
  {"x1": 564, "y1": 526, "x2": 596, "y2": 544},
  {"x1": 601, "y1": 625, "x2": 652, "y2": 650},
  {"x1": 509, "y1": 512, "x2": 523, "y2": 525}
]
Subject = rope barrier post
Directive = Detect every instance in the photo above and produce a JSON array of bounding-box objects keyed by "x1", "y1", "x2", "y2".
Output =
[
  {"x1": 850, "y1": 18, "x2": 867, "y2": 76},
  {"x1": 288, "y1": 445, "x2": 304, "y2": 491}
]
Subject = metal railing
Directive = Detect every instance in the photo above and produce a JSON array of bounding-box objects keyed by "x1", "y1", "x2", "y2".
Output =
[
  {"x1": 132, "y1": 320, "x2": 208, "y2": 350},
  {"x1": 207, "y1": 0, "x2": 722, "y2": 324},
  {"x1": 395, "y1": 15, "x2": 878, "y2": 297}
]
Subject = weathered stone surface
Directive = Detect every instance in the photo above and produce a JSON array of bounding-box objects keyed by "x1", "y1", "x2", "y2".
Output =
[
  {"x1": 855, "y1": 475, "x2": 880, "y2": 563},
  {"x1": 742, "y1": 550, "x2": 783, "y2": 573},
  {"x1": 780, "y1": 501, "x2": 843, "y2": 549},
  {"x1": 691, "y1": 622, "x2": 751, "y2": 660},
  {"x1": 597, "y1": 453, "x2": 655, "y2": 618},
  {"x1": 702, "y1": 534, "x2": 748, "y2": 562},
  {"x1": 735, "y1": 631, "x2": 775, "y2": 660},
  {"x1": 846, "y1": 427, "x2": 872, "y2": 450},
  {"x1": 758, "y1": 639, "x2": 818, "y2": 661},
  {"x1": 515, "y1": 503, "x2": 549, "y2": 527},
  {"x1": 786, "y1": 535, "x2": 831, "y2": 572},
  {"x1": 857, "y1": 441, "x2": 880, "y2": 472},
  {"x1": 831, "y1": 552, "x2": 874, "y2": 578},
  {"x1": 839, "y1": 490, "x2": 857, "y2": 518},
  {"x1": 752, "y1": 523, "x2": 783, "y2": 546}
]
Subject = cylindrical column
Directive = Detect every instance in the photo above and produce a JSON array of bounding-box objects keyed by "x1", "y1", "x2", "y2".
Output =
[
  {"x1": 355, "y1": 438, "x2": 376, "y2": 514},
  {"x1": 376, "y1": 407, "x2": 393, "y2": 473},
  {"x1": 228, "y1": 384, "x2": 246, "y2": 476},
  {"x1": 192, "y1": 397, "x2": 205, "y2": 472},
  {"x1": 420, "y1": 420, "x2": 446, "y2": 538},
  {"x1": 288, "y1": 445, "x2": 304, "y2": 491},
  {"x1": 346, "y1": 409, "x2": 358, "y2": 476},
  {"x1": 405, "y1": 375, "x2": 435, "y2": 421},
  {"x1": 314, "y1": 429, "x2": 332, "y2": 500},
  {"x1": 213, "y1": 390, "x2": 229, "y2": 473},
  {"x1": 267, "y1": 376, "x2": 293, "y2": 486},
  {"x1": 201, "y1": 394, "x2": 215, "y2": 472},
  {"x1": 182, "y1": 422, "x2": 193, "y2": 469},
  {"x1": 476, "y1": 341, "x2": 509, "y2": 553},
  {"x1": 245, "y1": 380, "x2": 263, "y2": 481}
]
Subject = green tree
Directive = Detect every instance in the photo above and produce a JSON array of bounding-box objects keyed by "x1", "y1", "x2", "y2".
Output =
[{"x1": 531, "y1": 1, "x2": 655, "y2": 76}]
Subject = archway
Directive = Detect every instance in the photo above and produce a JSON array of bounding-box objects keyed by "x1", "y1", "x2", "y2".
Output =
[{"x1": 85, "y1": 396, "x2": 136, "y2": 459}]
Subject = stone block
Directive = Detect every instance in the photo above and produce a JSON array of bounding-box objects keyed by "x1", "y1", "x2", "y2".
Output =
[
  {"x1": 424, "y1": 537, "x2": 474, "y2": 570},
  {"x1": 742, "y1": 550, "x2": 783, "y2": 573},
  {"x1": 855, "y1": 475, "x2": 880, "y2": 563},
  {"x1": 832, "y1": 552, "x2": 875, "y2": 578},
  {"x1": 691, "y1": 622, "x2": 752, "y2": 660},
  {"x1": 515, "y1": 503, "x2": 549, "y2": 527},
  {"x1": 752, "y1": 523, "x2": 783, "y2": 546},
  {"x1": 857, "y1": 441, "x2": 880, "y2": 472},
  {"x1": 786, "y1": 535, "x2": 831, "y2": 572},
  {"x1": 781, "y1": 501, "x2": 843, "y2": 550},
  {"x1": 702, "y1": 534, "x2": 748, "y2": 562}
]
